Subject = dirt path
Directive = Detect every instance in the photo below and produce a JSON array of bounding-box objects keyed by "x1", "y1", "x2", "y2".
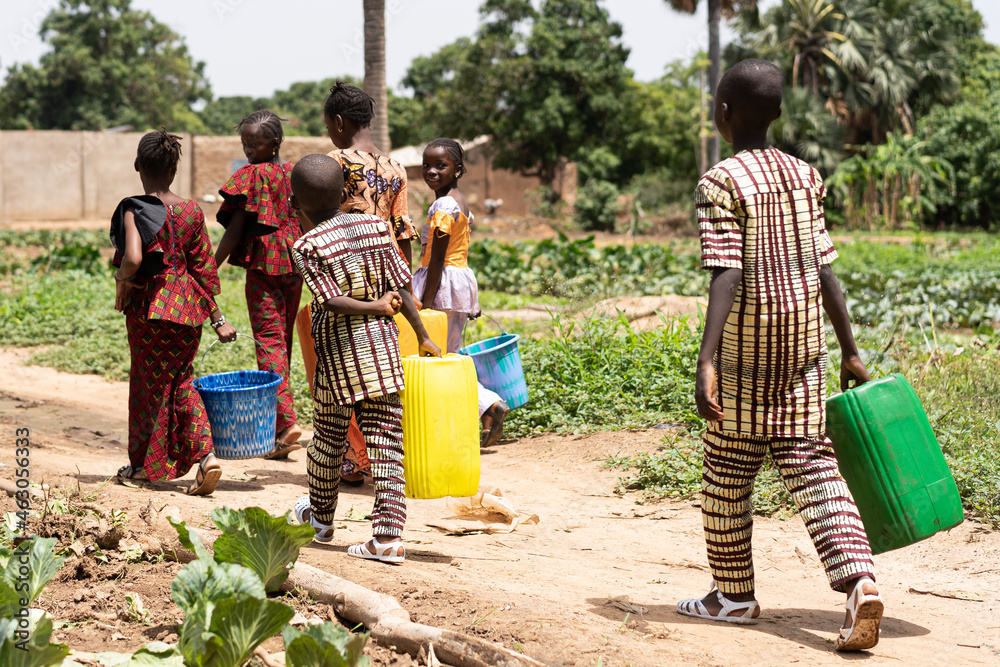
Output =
[{"x1": 1, "y1": 347, "x2": 998, "y2": 666}]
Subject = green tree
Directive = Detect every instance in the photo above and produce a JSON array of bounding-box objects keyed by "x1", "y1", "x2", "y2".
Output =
[
  {"x1": 734, "y1": 0, "x2": 962, "y2": 145},
  {"x1": 0, "y1": 0, "x2": 210, "y2": 132},
  {"x1": 828, "y1": 133, "x2": 953, "y2": 231},
  {"x1": 663, "y1": 1, "x2": 759, "y2": 167},
  {"x1": 403, "y1": 0, "x2": 632, "y2": 198},
  {"x1": 198, "y1": 96, "x2": 266, "y2": 136}
]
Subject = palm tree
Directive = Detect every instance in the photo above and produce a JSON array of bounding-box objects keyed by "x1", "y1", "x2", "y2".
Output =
[
  {"x1": 363, "y1": 0, "x2": 390, "y2": 151},
  {"x1": 664, "y1": 0, "x2": 758, "y2": 167}
]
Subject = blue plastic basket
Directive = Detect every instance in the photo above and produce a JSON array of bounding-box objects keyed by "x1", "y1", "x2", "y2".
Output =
[
  {"x1": 460, "y1": 332, "x2": 529, "y2": 409},
  {"x1": 195, "y1": 370, "x2": 281, "y2": 460}
]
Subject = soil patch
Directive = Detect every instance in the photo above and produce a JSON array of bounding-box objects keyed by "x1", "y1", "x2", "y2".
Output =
[{"x1": 1, "y1": 349, "x2": 999, "y2": 666}]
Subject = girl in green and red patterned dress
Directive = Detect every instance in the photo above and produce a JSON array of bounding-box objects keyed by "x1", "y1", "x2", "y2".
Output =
[{"x1": 214, "y1": 110, "x2": 304, "y2": 458}]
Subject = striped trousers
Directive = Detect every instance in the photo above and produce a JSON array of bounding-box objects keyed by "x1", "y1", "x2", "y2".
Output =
[
  {"x1": 307, "y1": 393, "x2": 405, "y2": 537},
  {"x1": 702, "y1": 428, "x2": 874, "y2": 597}
]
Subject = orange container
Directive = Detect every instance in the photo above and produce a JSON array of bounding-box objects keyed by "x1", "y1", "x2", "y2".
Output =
[{"x1": 295, "y1": 305, "x2": 317, "y2": 392}]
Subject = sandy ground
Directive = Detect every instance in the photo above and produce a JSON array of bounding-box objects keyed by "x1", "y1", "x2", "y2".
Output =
[{"x1": 1, "y1": 346, "x2": 999, "y2": 666}]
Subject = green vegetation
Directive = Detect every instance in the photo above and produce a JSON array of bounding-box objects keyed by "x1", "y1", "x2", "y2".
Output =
[
  {"x1": 506, "y1": 313, "x2": 702, "y2": 437},
  {"x1": 1, "y1": 231, "x2": 998, "y2": 525},
  {"x1": 470, "y1": 234, "x2": 707, "y2": 299},
  {"x1": 0, "y1": 538, "x2": 70, "y2": 665}
]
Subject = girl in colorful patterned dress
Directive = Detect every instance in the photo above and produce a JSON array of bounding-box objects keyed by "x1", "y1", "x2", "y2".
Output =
[
  {"x1": 322, "y1": 82, "x2": 417, "y2": 483},
  {"x1": 214, "y1": 110, "x2": 304, "y2": 459},
  {"x1": 112, "y1": 130, "x2": 237, "y2": 496},
  {"x1": 412, "y1": 139, "x2": 509, "y2": 447}
]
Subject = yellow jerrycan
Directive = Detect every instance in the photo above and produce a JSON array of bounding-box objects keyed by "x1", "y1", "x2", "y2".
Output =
[
  {"x1": 394, "y1": 308, "x2": 448, "y2": 357},
  {"x1": 399, "y1": 354, "x2": 480, "y2": 499}
]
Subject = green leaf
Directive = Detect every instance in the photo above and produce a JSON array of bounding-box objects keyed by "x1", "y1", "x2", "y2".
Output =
[
  {"x1": 170, "y1": 558, "x2": 265, "y2": 617},
  {"x1": 179, "y1": 594, "x2": 293, "y2": 667},
  {"x1": 128, "y1": 642, "x2": 185, "y2": 666},
  {"x1": 210, "y1": 507, "x2": 315, "y2": 593},
  {"x1": 0, "y1": 614, "x2": 70, "y2": 667},
  {"x1": 167, "y1": 517, "x2": 212, "y2": 561},
  {"x1": 1, "y1": 538, "x2": 65, "y2": 616},
  {"x1": 283, "y1": 622, "x2": 371, "y2": 667}
]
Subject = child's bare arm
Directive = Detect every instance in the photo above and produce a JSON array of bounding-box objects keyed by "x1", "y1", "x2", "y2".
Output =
[
  {"x1": 322, "y1": 292, "x2": 401, "y2": 317},
  {"x1": 419, "y1": 231, "x2": 449, "y2": 307},
  {"x1": 214, "y1": 208, "x2": 246, "y2": 267},
  {"x1": 696, "y1": 267, "x2": 742, "y2": 422},
  {"x1": 398, "y1": 289, "x2": 441, "y2": 357},
  {"x1": 820, "y1": 264, "x2": 871, "y2": 390}
]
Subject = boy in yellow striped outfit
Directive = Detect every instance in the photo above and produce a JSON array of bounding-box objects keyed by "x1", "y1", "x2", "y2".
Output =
[{"x1": 677, "y1": 59, "x2": 883, "y2": 652}]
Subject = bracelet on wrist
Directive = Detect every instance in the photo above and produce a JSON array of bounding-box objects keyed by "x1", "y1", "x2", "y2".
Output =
[
  {"x1": 211, "y1": 316, "x2": 226, "y2": 329},
  {"x1": 115, "y1": 269, "x2": 134, "y2": 282}
]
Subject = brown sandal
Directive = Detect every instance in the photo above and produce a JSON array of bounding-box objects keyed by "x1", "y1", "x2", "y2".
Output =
[
  {"x1": 186, "y1": 454, "x2": 222, "y2": 496},
  {"x1": 266, "y1": 425, "x2": 304, "y2": 460}
]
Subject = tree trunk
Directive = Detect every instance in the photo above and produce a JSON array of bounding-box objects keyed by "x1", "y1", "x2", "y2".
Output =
[
  {"x1": 699, "y1": 65, "x2": 709, "y2": 175},
  {"x1": 363, "y1": 0, "x2": 390, "y2": 152},
  {"x1": 707, "y1": 0, "x2": 722, "y2": 166}
]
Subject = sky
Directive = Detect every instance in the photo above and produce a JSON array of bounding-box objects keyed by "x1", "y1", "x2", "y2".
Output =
[{"x1": 3, "y1": 0, "x2": 1000, "y2": 99}]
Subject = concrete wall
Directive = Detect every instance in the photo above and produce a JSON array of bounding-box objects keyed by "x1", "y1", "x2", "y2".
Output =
[
  {"x1": 1, "y1": 130, "x2": 569, "y2": 224},
  {"x1": 0, "y1": 130, "x2": 192, "y2": 221},
  {"x1": 191, "y1": 135, "x2": 331, "y2": 220}
]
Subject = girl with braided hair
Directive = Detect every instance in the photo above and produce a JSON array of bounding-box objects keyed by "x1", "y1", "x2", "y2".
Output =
[
  {"x1": 215, "y1": 110, "x2": 305, "y2": 459},
  {"x1": 321, "y1": 82, "x2": 417, "y2": 483},
  {"x1": 111, "y1": 130, "x2": 237, "y2": 495},
  {"x1": 414, "y1": 139, "x2": 509, "y2": 447}
]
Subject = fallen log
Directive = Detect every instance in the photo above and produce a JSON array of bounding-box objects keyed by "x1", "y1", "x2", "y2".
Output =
[{"x1": 284, "y1": 563, "x2": 548, "y2": 667}]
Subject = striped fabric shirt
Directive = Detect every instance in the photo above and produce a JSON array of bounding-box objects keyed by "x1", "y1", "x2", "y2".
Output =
[
  {"x1": 697, "y1": 148, "x2": 838, "y2": 439},
  {"x1": 292, "y1": 213, "x2": 411, "y2": 405}
]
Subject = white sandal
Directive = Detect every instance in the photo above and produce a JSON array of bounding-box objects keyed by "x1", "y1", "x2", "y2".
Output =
[
  {"x1": 293, "y1": 496, "x2": 334, "y2": 543},
  {"x1": 836, "y1": 576, "x2": 883, "y2": 651},
  {"x1": 677, "y1": 586, "x2": 759, "y2": 625},
  {"x1": 347, "y1": 537, "x2": 405, "y2": 565}
]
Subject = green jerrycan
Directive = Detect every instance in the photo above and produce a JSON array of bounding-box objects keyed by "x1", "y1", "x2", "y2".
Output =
[{"x1": 826, "y1": 374, "x2": 963, "y2": 555}]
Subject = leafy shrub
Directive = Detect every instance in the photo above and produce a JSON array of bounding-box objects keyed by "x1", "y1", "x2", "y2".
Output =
[
  {"x1": 607, "y1": 439, "x2": 793, "y2": 517},
  {"x1": 30, "y1": 240, "x2": 105, "y2": 275},
  {"x1": 202, "y1": 507, "x2": 314, "y2": 593},
  {"x1": 828, "y1": 133, "x2": 954, "y2": 231},
  {"x1": 629, "y1": 167, "x2": 696, "y2": 214},
  {"x1": 469, "y1": 234, "x2": 708, "y2": 299},
  {"x1": 0, "y1": 538, "x2": 69, "y2": 666},
  {"x1": 506, "y1": 314, "x2": 702, "y2": 436},
  {"x1": 283, "y1": 623, "x2": 370, "y2": 667},
  {"x1": 574, "y1": 179, "x2": 620, "y2": 232}
]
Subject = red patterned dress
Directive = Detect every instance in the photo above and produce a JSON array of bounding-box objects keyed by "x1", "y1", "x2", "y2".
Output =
[
  {"x1": 218, "y1": 162, "x2": 303, "y2": 434},
  {"x1": 112, "y1": 197, "x2": 221, "y2": 480}
]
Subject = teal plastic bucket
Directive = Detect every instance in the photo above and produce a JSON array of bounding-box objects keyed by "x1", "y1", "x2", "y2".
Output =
[
  {"x1": 459, "y1": 333, "x2": 529, "y2": 409},
  {"x1": 194, "y1": 370, "x2": 281, "y2": 460}
]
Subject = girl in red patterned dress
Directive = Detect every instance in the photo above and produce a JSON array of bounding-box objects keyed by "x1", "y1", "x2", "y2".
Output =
[
  {"x1": 322, "y1": 82, "x2": 417, "y2": 484},
  {"x1": 112, "y1": 130, "x2": 237, "y2": 496},
  {"x1": 214, "y1": 110, "x2": 304, "y2": 459}
]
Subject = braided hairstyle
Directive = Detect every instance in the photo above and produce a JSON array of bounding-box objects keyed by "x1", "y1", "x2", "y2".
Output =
[
  {"x1": 323, "y1": 81, "x2": 375, "y2": 128},
  {"x1": 425, "y1": 138, "x2": 466, "y2": 179},
  {"x1": 136, "y1": 129, "x2": 182, "y2": 177},
  {"x1": 236, "y1": 109, "x2": 285, "y2": 148}
]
